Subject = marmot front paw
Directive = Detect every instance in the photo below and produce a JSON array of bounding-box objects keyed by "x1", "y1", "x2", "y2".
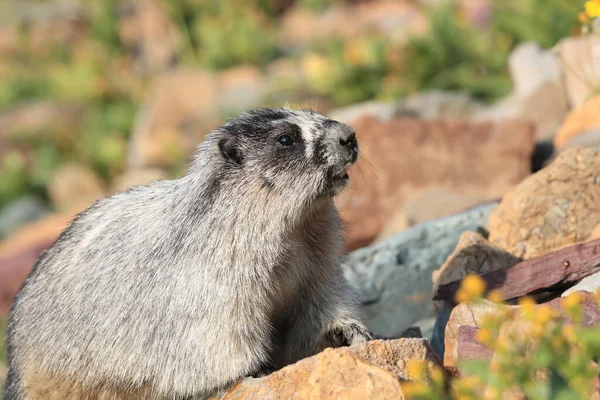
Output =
[{"x1": 327, "y1": 321, "x2": 373, "y2": 348}]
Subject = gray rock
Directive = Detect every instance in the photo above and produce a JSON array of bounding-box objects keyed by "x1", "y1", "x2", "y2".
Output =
[
  {"x1": 0, "y1": 196, "x2": 49, "y2": 239},
  {"x1": 562, "y1": 128, "x2": 600, "y2": 150},
  {"x1": 562, "y1": 271, "x2": 600, "y2": 297},
  {"x1": 399, "y1": 90, "x2": 484, "y2": 119},
  {"x1": 475, "y1": 42, "x2": 568, "y2": 139},
  {"x1": 342, "y1": 202, "x2": 497, "y2": 339},
  {"x1": 327, "y1": 90, "x2": 484, "y2": 126},
  {"x1": 327, "y1": 101, "x2": 401, "y2": 126}
]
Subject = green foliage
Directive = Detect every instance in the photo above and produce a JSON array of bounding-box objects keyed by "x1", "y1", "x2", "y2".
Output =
[
  {"x1": 193, "y1": 3, "x2": 278, "y2": 69},
  {"x1": 491, "y1": 0, "x2": 583, "y2": 49},
  {"x1": 167, "y1": 0, "x2": 280, "y2": 68},
  {"x1": 402, "y1": 2, "x2": 512, "y2": 102}
]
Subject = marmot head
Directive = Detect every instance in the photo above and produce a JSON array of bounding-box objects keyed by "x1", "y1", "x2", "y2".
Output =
[{"x1": 203, "y1": 108, "x2": 358, "y2": 199}]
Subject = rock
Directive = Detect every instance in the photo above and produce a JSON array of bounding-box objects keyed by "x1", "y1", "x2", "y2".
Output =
[
  {"x1": 475, "y1": 42, "x2": 568, "y2": 139},
  {"x1": 328, "y1": 101, "x2": 401, "y2": 126},
  {"x1": 588, "y1": 224, "x2": 600, "y2": 241},
  {"x1": 451, "y1": 292, "x2": 600, "y2": 368},
  {"x1": 212, "y1": 338, "x2": 443, "y2": 400},
  {"x1": 0, "y1": 196, "x2": 49, "y2": 239},
  {"x1": 434, "y1": 238, "x2": 600, "y2": 304},
  {"x1": 509, "y1": 42, "x2": 563, "y2": 99},
  {"x1": 402, "y1": 187, "x2": 489, "y2": 227},
  {"x1": 443, "y1": 299, "x2": 504, "y2": 367},
  {"x1": 375, "y1": 209, "x2": 412, "y2": 243},
  {"x1": 555, "y1": 35, "x2": 600, "y2": 108},
  {"x1": 48, "y1": 163, "x2": 106, "y2": 213},
  {"x1": 400, "y1": 91, "x2": 485, "y2": 119},
  {"x1": 279, "y1": 0, "x2": 428, "y2": 49},
  {"x1": 343, "y1": 203, "x2": 496, "y2": 340},
  {"x1": 336, "y1": 117, "x2": 535, "y2": 250},
  {"x1": 117, "y1": 0, "x2": 179, "y2": 75},
  {"x1": 376, "y1": 187, "x2": 490, "y2": 241},
  {"x1": 563, "y1": 271, "x2": 600, "y2": 297},
  {"x1": 562, "y1": 128, "x2": 600, "y2": 151},
  {"x1": 488, "y1": 148, "x2": 600, "y2": 259},
  {"x1": 327, "y1": 91, "x2": 485, "y2": 127},
  {"x1": 554, "y1": 96, "x2": 600, "y2": 149},
  {"x1": 432, "y1": 232, "x2": 520, "y2": 299},
  {"x1": 0, "y1": 213, "x2": 76, "y2": 316}
]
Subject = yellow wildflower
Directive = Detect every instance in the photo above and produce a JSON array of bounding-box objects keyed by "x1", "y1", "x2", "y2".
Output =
[
  {"x1": 455, "y1": 288, "x2": 469, "y2": 303},
  {"x1": 430, "y1": 366, "x2": 445, "y2": 384},
  {"x1": 518, "y1": 296, "x2": 537, "y2": 319},
  {"x1": 403, "y1": 381, "x2": 428, "y2": 397},
  {"x1": 580, "y1": 12, "x2": 590, "y2": 24},
  {"x1": 562, "y1": 325, "x2": 577, "y2": 343},
  {"x1": 406, "y1": 359, "x2": 426, "y2": 380},
  {"x1": 344, "y1": 40, "x2": 364, "y2": 66},
  {"x1": 585, "y1": 0, "x2": 600, "y2": 18},
  {"x1": 460, "y1": 274, "x2": 486, "y2": 298},
  {"x1": 534, "y1": 305, "x2": 553, "y2": 325},
  {"x1": 562, "y1": 291, "x2": 582, "y2": 311},
  {"x1": 487, "y1": 289, "x2": 504, "y2": 304},
  {"x1": 475, "y1": 328, "x2": 492, "y2": 345}
]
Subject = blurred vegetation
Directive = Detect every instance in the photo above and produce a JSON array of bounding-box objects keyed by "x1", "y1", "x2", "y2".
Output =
[
  {"x1": 0, "y1": 0, "x2": 585, "y2": 210},
  {"x1": 404, "y1": 276, "x2": 600, "y2": 400}
]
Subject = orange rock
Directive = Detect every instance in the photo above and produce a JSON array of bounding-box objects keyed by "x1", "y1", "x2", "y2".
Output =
[
  {"x1": 213, "y1": 339, "x2": 443, "y2": 400},
  {"x1": 554, "y1": 96, "x2": 600, "y2": 149},
  {"x1": 488, "y1": 148, "x2": 600, "y2": 259}
]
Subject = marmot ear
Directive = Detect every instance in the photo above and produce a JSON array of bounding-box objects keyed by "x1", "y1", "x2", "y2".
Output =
[{"x1": 218, "y1": 136, "x2": 244, "y2": 165}]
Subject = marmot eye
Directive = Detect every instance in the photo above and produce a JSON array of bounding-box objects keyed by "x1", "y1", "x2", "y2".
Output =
[{"x1": 277, "y1": 135, "x2": 294, "y2": 147}]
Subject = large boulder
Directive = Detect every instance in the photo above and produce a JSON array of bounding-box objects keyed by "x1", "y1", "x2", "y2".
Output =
[
  {"x1": 336, "y1": 116, "x2": 535, "y2": 250},
  {"x1": 342, "y1": 203, "x2": 496, "y2": 339},
  {"x1": 555, "y1": 35, "x2": 600, "y2": 108},
  {"x1": 211, "y1": 338, "x2": 443, "y2": 400},
  {"x1": 488, "y1": 148, "x2": 600, "y2": 259},
  {"x1": 474, "y1": 42, "x2": 568, "y2": 139}
]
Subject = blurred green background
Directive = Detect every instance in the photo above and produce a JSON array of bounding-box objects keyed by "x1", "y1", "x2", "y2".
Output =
[{"x1": 0, "y1": 0, "x2": 583, "y2": 211}]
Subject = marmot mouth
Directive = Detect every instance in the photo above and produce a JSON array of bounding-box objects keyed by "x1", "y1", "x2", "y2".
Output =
[{"x1": 332, "y1": 170, "x2": 349, "y2": 181}]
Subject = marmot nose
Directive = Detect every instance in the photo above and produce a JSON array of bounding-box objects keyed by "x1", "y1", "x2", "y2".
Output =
[{"x1": 339, "y1": 131, "x2": 357, "y2": 149}]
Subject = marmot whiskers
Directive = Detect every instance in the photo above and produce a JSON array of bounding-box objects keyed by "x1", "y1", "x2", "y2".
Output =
[{"x1": 4, "y1": 108, "x2": 372, "y2": 400}]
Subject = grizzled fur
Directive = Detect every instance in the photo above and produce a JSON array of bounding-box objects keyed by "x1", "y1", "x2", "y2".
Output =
[{"x1": 3, "y1": 108, "x2": 372, "y2": 400}]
